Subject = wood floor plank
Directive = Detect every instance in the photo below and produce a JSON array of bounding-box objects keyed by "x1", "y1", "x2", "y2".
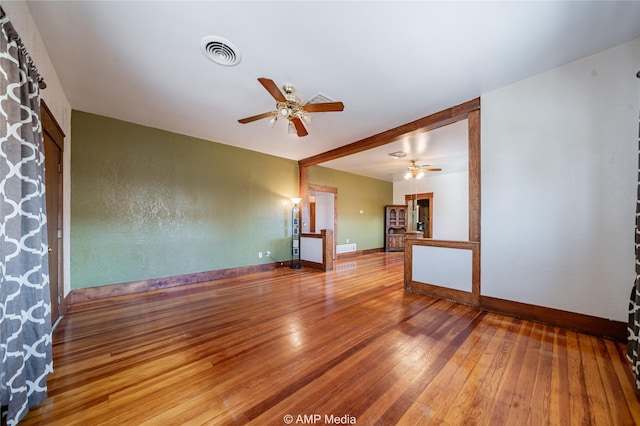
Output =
[
  {"x1": 577, "y1": 331, "x2": 620, "y2": 424},
  {"x1": 503, "y1": 322, "x2": 545, "y2": 424},
  {"x1": 566, "y1": 329, "x2": 594, "y2": 424},
  {"x1": 18, "y1": 252, "x2": 640, "y2": 425},
  {"x1": 425, "y1": 315, "x2": 503, "y2": 425},
  {"x1": 591, "y1": 338, "x2": 630, "y2": 424},
  {"x1": 547, "y1": 328, "x2": 570, "y2": 425},
  {"x1": 604, "y1": 339, "x2": 640, "y2": 425},
  {"x1": 400, "y1": 310, "x2": 498, "y2": 424},
  {"x1": 527, "y1": 324, "x2": 555, "y2": 425}
]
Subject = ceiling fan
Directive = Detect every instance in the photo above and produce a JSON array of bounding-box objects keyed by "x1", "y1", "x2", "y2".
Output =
[
  {"x1": 405, "y1": 160, "x2": 442, "y2": 179},
  {"x1": 238, "y1": 77, "x2": 344, "y2": 137}
]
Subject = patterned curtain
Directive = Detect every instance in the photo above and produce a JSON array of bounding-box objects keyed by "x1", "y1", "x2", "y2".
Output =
[
  {"x1": 629, "y1": 70, "x2": 640, "y2": 392},
  {"x1": 0, "y1": 7, "x2": 53, "y2": 426}
]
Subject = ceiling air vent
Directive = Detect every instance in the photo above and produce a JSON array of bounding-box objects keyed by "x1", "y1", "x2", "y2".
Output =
[
  {"x1": 201, "y1": 36, "x2": 241, "y2": 66},
  {"x1": 388, "y1": 151, "x2": 407, "y2": 160},
  {"x1": 305, "y1": 93, "x2": 335, "y2": 105}
]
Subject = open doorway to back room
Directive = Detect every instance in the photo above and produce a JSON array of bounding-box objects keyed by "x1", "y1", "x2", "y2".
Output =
[
  {"x1": 307, "y1": 183, "x2": 338, "y2": 241},
  {"x1": 309, "y1": 190, "x2": 335, "y2": 234},
  {"x1": 405, "y1": 192, "x2": 433, "y2": 238}
]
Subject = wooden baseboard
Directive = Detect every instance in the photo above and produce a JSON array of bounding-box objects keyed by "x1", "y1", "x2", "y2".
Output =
[
  {"x1": 403, "y1": 284, "x2": 627, "y2": 342},
  {"x1": 67, "y1": 249, "x2": 384, "y2": 305},
  {"x1": 406, "y1": 281, "x2": 476, "y2": 307},
  {"x1": 68, "y1": 262, "x2": 279, "y2": 304},
  {"x1": 336, "y1": 247, "x2": 383, "y2": 259},
  {"x1": 480, "y1": 295, "x2": 627, "y2": 342}
]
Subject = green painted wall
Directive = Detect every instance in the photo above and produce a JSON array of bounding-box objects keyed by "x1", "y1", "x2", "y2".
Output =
[
  {"x1": 308, "y1": 166, "x2": 392, "y2": 250},
  {"x1": 71, "y1": 111, "x2": 298, "y2": 289}
]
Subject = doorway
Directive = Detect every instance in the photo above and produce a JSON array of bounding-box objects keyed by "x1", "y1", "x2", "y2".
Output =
[
  {"x1": 41, "y1": 101, "x2": 65, "y2": 322},
  {"x1": 309, "y1": 191, "x2": 335, "y2": 234},
  {"x1": 405, "y1": 192, "x2": 433, "y2": 238},
  {"x1": 308, "y1": 183, "x2": 337, "y2": 256}
]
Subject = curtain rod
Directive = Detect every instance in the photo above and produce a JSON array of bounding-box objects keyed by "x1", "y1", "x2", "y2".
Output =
[{"x1": 0, "y1": 5, "x2": 46, "y2": 89}]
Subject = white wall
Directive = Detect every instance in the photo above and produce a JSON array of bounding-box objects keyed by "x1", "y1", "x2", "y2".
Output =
[
  {"x1": 300, "y1": 237, "x2": 323, "y2": 263},
  {"x1": 312, "y1": 191, "x2": 334, "y2": 233},
  {"x1": 2, "y1": 1, "x2": 73, "y2": 296},
  {"x1": 413, "y1": 245, "x2": 473, "y2": 292},
  {"x1": 394, "y1": 171, "x2": 469, "y2": 241},
  {"x1": 482, "y1": 37, "x2": 640, "y2": 322}
]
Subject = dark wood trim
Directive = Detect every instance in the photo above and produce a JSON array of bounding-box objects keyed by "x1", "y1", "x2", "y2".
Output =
[
  {"x1": 67, "y1": 263, "x2": 278, "y2": 304},
  {"x1": 308, "y1": 183, "x2": 338, "y2": 194},
  {"x1": 323, "y1": 229, "x2": 334, "y2": 271},
  {"x1": 404, "y1": 239, "x2": 480, "y2": 306},
  {"x1": 309, "y1": 201, "x2": 316, "y2": 233},
  {"x1": 468, "y1": 108, "x2": 481, "y2": 242},
  {"x1": 67, "y1": 244, "x2": 375, "y2": 305},
  {"x1": 41, "y1": 100, "x2": 65, "y2": 147},
  {"x1": 298, "y1": 98, "x2": 481, "y2": 167},
  {"x1": 300, "y1": 260, "x2": 322, "y2": 270},
  {"x1": 480, "y1": 295, "x2": 627, "y2": 342},
  {"x1": 407, "y1": 280, "x2": 476, "y2": 306},
  {"x1": 336, "y1": 247, "x2": 383, "y2": 259},
  {"x1": 41, "y1": 100, "x2": 67, "y2": 320},
  {"x1": 404, "y1": 192, "x2": 432, "y2": 203},
  {"x1": 300, "y1": 229, "x2": 334, "y2": 271},
  {"x1": 299, "y1": 165, "x2": 309, "y2": 232}
]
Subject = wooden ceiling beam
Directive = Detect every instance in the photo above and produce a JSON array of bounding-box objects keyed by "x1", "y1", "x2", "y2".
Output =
[{"x1": 298, "y1": 97, "x2": 480, "y2": 167}]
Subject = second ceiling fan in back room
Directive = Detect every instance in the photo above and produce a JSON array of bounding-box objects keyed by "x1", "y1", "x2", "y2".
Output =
[
  {"x1": 404, "y1": 160, "x2": 442, "y2": 179},
  {"x1": 238, "y1": 77, "x2": 344, "y2": 137}
]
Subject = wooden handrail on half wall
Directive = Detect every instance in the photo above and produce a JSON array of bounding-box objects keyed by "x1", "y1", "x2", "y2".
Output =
[{"x1": 300, "y1": 229, "x2": 334, "y2": 271}]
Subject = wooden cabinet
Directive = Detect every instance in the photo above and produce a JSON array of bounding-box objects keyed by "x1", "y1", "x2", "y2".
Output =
[{"x1": 385, "y1": 205, "x2": 407, "y2": 252}]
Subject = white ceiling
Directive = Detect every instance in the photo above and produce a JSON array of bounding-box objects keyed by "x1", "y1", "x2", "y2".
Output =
[{"x1": 26, "y1": 1, "x2": 640, "y2": 182}]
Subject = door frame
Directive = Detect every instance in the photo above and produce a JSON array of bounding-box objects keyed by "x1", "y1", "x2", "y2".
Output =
[
  {"x1": 405, "y1": 192, "x2": 433, "y2": 238},
  {"x1": 41, "y1": 100, "x2": 65, "y2": 322},
  {"x1": 307, "y1": 183, "x2": 338, "y2": 257}
]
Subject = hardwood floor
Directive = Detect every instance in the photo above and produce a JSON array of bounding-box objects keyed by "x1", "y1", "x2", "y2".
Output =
[{"x1": 21, "y1": 253, "x2": 640, "y2": 425}]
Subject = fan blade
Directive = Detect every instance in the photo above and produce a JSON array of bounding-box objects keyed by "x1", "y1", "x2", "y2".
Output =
[
  {"x1": 258, "y1": 77, "x2": 286, "y2": 102},
  {"x1": 238, "y1": 111, "x2": 274, "y2": 124},
  {"x1": 423, "y1": 168, "x2": 442, "y2": 172},
  {"x1": 303, "y1": 102, "x2": 344, "y2": 113},
  {"x1": 291, "y1": 117, "x2": 308, "y2": 137}
]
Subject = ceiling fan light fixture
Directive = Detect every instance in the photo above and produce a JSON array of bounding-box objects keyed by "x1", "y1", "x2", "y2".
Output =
[
  {"x1": 302, "y1": 114, "x2": 312, "y2": 125},
  {"x1": 404, "y1": 160, "x2": 439, "y2": 180},
  {"x1": 287, "y1": 120, "x2": 296, "y2": 134},
  {"x1": 267, "y1": 115, "x2": 278, "y2": 128}
]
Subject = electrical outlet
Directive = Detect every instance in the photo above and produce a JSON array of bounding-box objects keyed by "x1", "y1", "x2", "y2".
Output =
[
  {"x1": 258, "y1": 252, "x2": 262, "y2": 258},
  {"x1": 266, "y1": 251, "x2": 271, "y2": 256}
]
